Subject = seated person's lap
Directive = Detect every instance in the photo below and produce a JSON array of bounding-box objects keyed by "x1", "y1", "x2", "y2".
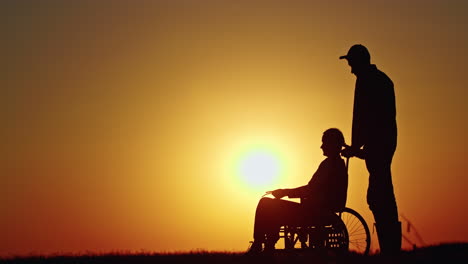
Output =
[{"x1": 261, "y1": 197, "x2": 333, "y2": 227}]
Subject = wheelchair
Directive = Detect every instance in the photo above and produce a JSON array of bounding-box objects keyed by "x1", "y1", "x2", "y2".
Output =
[
  {"x1": 278, "y1": 205, "x2": 371, "y2": 255},
  {"x1": 276, "y1": 157, "x2": 371, "y2": 256}
]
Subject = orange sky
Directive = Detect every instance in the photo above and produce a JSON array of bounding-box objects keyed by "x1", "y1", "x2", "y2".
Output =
[{"x1": 3, "y1": 0, "x2": 468, "y2": 257}]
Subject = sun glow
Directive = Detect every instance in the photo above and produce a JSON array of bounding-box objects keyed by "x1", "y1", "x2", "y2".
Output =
[{"x1": 238, "y1": 149, "x2": 281, "y2": 190}]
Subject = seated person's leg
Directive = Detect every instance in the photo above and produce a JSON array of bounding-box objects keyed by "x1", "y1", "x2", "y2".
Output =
[{"x1": 253, "y1": 197, "x2": 302, "y2": 248}]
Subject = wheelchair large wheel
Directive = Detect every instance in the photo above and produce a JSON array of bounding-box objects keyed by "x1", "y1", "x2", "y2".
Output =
[{"x1": 338, "y1": 207, "x2": 371, "y2": 255}]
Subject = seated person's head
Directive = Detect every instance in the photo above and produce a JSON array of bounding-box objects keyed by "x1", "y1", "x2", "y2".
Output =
[{"x1": 321, "y1": 128, "x2": 345, "y2": 157}]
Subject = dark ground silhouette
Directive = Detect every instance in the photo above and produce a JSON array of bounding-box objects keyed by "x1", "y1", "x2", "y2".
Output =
[{"x1": 2, "y1": 243, "x2": 467, "y2": 264}]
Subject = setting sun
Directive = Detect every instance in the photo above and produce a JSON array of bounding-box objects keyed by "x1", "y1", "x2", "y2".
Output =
[
  {"x1": 3, "y1": 0, "x2": 468, "y2": 258},
  {"x1": 239, "y1": 150, "x2": 281, "y2": 190}
]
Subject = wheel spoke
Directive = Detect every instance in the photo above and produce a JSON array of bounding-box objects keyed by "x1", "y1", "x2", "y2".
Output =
[{"x1": 339, "y1": 208, "x2": 371, "y2": 255}]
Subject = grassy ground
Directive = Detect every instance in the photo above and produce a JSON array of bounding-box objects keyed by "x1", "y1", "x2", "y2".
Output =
[{"x1": 1, "y1": 243, "x2": 467, "y2": 264}]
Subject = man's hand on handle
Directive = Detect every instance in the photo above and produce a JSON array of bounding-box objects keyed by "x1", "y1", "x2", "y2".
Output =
[
  {"x1": 341, "y1": 145, "x2": 355, "y2": 158},
  {"x1": 341, "y1": 145, "x2": 365, "y2": 159}
]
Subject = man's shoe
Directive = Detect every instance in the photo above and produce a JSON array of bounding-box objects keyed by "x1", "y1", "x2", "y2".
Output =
[{"x1": 376, "y1": 221, "x2": 402, "y2": 256}]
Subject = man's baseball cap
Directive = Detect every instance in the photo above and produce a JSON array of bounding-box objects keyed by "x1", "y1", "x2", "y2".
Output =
[{"x1": 339, "y1": 44, "x2": 370, "y2": 62}]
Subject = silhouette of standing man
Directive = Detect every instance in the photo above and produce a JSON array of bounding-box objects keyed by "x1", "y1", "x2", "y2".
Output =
[{"x1": 339, "y1": 44, "x2": 401, "y2": 255}]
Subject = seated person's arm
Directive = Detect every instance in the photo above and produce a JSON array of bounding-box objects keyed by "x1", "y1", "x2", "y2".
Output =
[
  {"x1": 287, "y1": 185, "x2": 310, "y2": 198},
  {"x1": 272, "y1": 185, "x2": 309, "y2": 199}
]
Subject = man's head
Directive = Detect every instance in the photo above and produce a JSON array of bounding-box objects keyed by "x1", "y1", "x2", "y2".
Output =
[
  {"x1": 321, "y1": 128, "x2": 345, "y2": 157},
  {"x1": 339, "y1": 44, "x2": 371, "y2": 76}
]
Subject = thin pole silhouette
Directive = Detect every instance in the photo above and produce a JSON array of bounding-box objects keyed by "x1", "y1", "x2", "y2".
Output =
[{"x1": 400, "y1": 214, "x2": 426, "y2": 249}]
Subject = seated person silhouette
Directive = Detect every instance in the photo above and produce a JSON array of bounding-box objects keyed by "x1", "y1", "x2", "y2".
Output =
[{"x1": 247, "y1": 128, "x2": 348, "y2": 254}]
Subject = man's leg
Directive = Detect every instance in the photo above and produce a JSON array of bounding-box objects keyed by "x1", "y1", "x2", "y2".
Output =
[{"x1": 366, "y1": 149, "x2": 401, "y2": 256}]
